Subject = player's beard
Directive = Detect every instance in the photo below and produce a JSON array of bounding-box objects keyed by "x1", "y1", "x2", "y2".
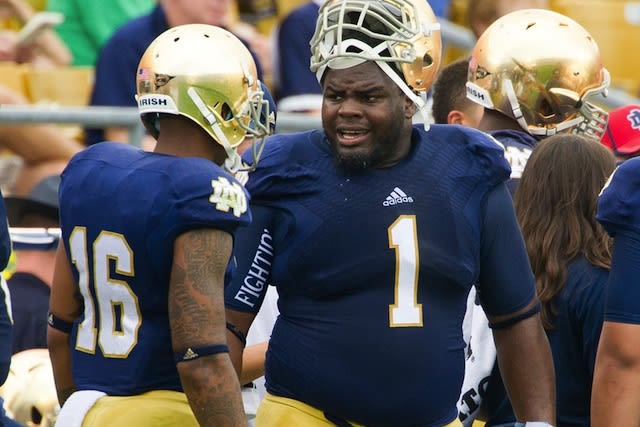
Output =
[{"x1": 328, "y1": 122, "x2": 406, "y2": 171}]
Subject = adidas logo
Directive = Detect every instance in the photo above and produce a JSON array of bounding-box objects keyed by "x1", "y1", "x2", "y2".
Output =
[
  {"x1": 182, "y1": 348, "x2": 198, "y2": 361},
  {"x1": 383, "y1": 187, "x2": 414, "y2": 206}
]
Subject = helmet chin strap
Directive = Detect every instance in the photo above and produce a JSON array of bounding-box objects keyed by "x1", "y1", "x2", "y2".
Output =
[
  {"x1": 187, "y1": 87, "x2": 243, "y2": 173},
  {"x1": 375, "y1": 60, "x2": 430, "y2": 130}
]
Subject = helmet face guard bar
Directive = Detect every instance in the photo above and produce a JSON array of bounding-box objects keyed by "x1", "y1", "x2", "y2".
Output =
[{"x1": 188, "y1": 85, "x2": 270, "y2": 173}]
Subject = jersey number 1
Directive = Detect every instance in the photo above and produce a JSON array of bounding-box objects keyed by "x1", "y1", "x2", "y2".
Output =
[{"x1": 388, "y1": 215, "x2": 423, "y2": 327}]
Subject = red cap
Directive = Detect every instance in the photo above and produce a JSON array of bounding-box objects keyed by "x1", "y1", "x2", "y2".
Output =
[{"x1": 601, "y1": 104, "x2": 640, "y2": 156}]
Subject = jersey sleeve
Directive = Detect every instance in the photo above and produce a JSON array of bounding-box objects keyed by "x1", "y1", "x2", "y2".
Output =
[
  {"x1": 597, "y1": 157, "x2": 640, "y2": 236},
  {"x1": 149, "y1": 160, "x2": 252, "y2": 251},
  {"x1": 242, "y1": 131, "x2": 325, "y2": 201},
  {"x1": 476, "y1": 183, "x2": 536, "y2": 316},
  {"x1": 225, "y1": 204, "x2": 275, "y2": 314}
]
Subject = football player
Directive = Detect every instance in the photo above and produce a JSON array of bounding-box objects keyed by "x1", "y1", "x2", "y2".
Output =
[
  {"x1": 47, "y1": 23, "x2": 269, "y2": 426},
  {"x1": 459, "y1": 9, "x2": 610, "y2": 424},
  {"x1": 592, "y1": 156, "x2": 640, "y2": 426},
  {"x1": 225, "y1": 0, "x2": 556, "y2": 426}
]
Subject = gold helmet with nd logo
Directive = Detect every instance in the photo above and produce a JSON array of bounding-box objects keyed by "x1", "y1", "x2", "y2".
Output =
[
  {"x1": 135, "y1": 23, "x2": 271, "y2": 172},
  {"x1": 466, "y1": 8, "x2": 610, "y2": 141}
]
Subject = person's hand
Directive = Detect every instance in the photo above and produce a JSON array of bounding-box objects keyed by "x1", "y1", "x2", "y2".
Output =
[
  {"x1": 0, "y1": 30, "x2": 19, "y2": 61},
  {"x1": 0, "y1": 29, "x2": 40, "y2": 64}
]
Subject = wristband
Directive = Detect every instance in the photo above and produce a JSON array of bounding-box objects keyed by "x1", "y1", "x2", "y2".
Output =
[
  {"x1": 174, "y1": 344, "x2": 229, "y2": 363},
  {"x1": 47, "y1": 311, "x2": 74, "y2": 334}
]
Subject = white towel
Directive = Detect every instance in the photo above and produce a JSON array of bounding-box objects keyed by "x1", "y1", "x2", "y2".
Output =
[{"x1": 55, "y1": 390, "x2": 106, "y2": 427}]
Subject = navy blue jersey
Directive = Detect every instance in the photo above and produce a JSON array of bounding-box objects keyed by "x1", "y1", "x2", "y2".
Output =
[
  {"x1": 485, "y1": 256, "x2": 608, "y2": 427},
  {"x1": 59, "y1": 142, "x2": 250, "y2": 395},
  {"x1": 597, "y1": 157, "x2": 640, "y2": 324},
  {"x1": 489, "y1": 129, "x2": 538, "y2": 196},
  {"x1": 226, "y1": 124, "x2": 537, "y2": 426}
]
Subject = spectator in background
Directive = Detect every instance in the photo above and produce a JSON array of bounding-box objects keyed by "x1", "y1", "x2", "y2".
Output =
[
  {"x1": 487, "y1": 134, "x2": 616, "y2": 426},
  {"x1": 85, "y1": 0, "x2": 266, "y2": 149},
  {"x1": 466, "y1": 0, "x2": 550, "y2": 39},
  {"x1": 431, "y1": 58, "x2": 483, "y2": 127},
  {"x1": 272, "y1": 0, "x2": 322, "y2": 103},
  {"x1": 599, "y1": 104, "x2": 640, "y2": 163},
  {"x1": 0, "y1": 0, "x2": 70, "y2": 67},
  {"x1": 46, "y1": 0, "x2": 155, "y2": 66},
  {"x1": 4, "y1": 174, "x2": 60, "y2": 355}
]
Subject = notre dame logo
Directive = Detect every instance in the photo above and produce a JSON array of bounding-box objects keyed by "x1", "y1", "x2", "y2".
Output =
[{"x1": 209, "y1": 177, "x2": 247, "y2": 217}]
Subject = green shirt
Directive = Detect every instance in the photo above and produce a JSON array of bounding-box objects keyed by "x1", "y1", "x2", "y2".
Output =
[{"x1": 47, "y1": 0, "x2": 156, "y2": 66}]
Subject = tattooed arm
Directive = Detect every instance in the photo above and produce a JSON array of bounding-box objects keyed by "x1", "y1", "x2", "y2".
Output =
[
  {"x1": 47, "y1": 243, "x2": 82, "y2": 405},
  {"x1": 170, "y1": 228, "x2": 247, "y2": 426}
]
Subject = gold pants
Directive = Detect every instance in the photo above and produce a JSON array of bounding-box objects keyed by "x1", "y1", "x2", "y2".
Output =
[
  {"x1": 256, "y1": 392, "x2": 464, "y2": 427},
  {"x1": 84, "y1": 390, "x2": 198, "y2": 427}
]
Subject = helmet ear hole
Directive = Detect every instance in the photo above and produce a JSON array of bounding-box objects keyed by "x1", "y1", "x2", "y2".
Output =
[
  {"x1": 538, "y1": 98, "x2": 554, "y2": 118},
  {"x1": 31, "y1": 406, "x2": 43, "y2": 425},
  {"x1": 423, "y1": 54, "x2": 433, "y2": 67},
  {"x1": 220, "y1": 103, "x2": 233, "y2": 121}
]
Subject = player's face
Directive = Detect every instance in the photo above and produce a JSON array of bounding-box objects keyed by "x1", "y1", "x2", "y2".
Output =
[{"x1": 322, "y1": 61, "x2": 414, "y2": 170}]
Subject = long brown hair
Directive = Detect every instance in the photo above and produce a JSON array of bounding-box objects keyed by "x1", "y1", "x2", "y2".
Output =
[{"x1": 513, "y1": 134, "x2": 616, "y2": 329}]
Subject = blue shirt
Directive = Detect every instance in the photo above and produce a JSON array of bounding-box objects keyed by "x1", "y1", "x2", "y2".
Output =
[
  {"x1": 485, "y1": 256, "x2": 608, "y2": 427},
  {"x1": 274, "y1": 2, "x2": 321, "y2": 100}
]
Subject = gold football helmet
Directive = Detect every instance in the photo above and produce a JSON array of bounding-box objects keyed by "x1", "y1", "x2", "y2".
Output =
[
  {"x1": 310, "y1": 0, "x2": 442, "y2": 124},
  {"x1": 466, "y1": 9, "x2": 609, "y2": 140},
  {"x1": 0, "y1": 349, "x2": 59, "y2": 427},
  {"x1": 136, "y1": 24, "x2": 270, "y2": 172}
]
